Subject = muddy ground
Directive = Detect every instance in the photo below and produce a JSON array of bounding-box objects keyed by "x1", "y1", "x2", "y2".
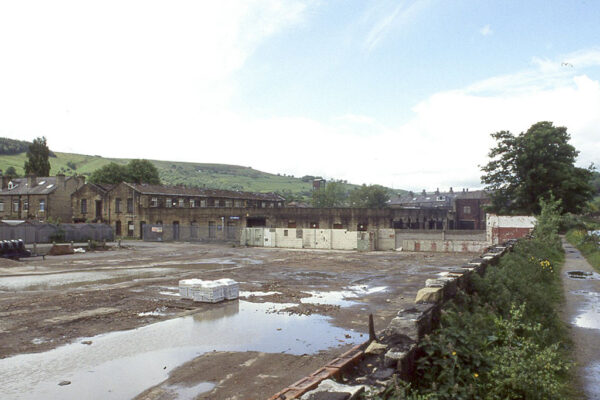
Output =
[{"x1": 0, "y1": 241, "x2": 471, "y2": 399}]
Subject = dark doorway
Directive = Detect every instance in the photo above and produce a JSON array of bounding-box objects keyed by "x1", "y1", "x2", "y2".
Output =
[
  {"x1": 226, "y1": 221, "x2": 237, "y2": 239},
  {"x1": 140, "y1": 221, "x2": 146, "y2": 239},
  {"x1": 95, "y1": 200, "x2": 102, "y2": 220},
  {"x1": 173, "y1": 221, "x2": 180, "y2": 240},
  {"x1": 115, "y1": 221, "x2": 122, "y2": 236},
  {"x1": 458, "y1": 220, "x2": 475, "y2": 230},
  {"x1": 208, "y1": 221, "x2": 216, "y2": 238},
  {"x1": 127, "y1": 221, "x2": 134, "y2": 237},
  {"x1": 246, "y1": 217, "x2": 266, "y2": 227}
]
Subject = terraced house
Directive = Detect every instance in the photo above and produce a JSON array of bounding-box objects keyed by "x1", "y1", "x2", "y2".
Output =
[
  {"x1": 0, "y1": 174, "x2": 85, "y2": 222},
  {"x1": 71, "y1": 182, "x2": 285, "y2": 239}
]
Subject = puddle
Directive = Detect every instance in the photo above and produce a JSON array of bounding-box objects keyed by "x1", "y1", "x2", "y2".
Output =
[
  {"x1": 573, "y1": 300, "x2": 600, "y2": 330},
  {"x1": 567, "y1": 270, "x2": 599, "y2": 280},
  {"x1": 0, "y1": 300, "x2": 363, "y2": 400},
  {"x1": 239, "y1": 290, "x2": 282, "y2": 297},
  {"x1": 301, "y1": 286, "x2": 387, "y2": 307},
  {"x1": 138, "y1": 307, "x2": 168, "y2": 317},
  {"x1": 164, "y1": 382, "x2": 215, "y2": 399},
  {"x1": 584, "y1": 361, "x2": 600, "y2": 399},
  {"x1": 0, "y1": 268, "x2": 173, "y2": 291}
]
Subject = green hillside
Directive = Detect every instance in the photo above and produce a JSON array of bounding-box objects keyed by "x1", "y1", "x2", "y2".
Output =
[{"x1": 0, "y1": 149, "x2": 406, "y2": 201}]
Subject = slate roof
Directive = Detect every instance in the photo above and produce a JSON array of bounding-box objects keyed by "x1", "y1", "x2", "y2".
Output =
[
  {"x1": 124, "y1": 183, "x2": 285, "y2": 201},
  {"x1": 0, "y1": 177, "x2": 66, "y2": 195},
  {"x1": 388, "y1": 189, "x2": 490, "y2": 208}
]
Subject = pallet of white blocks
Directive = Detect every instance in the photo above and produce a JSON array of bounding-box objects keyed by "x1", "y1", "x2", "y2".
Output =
[
  {"x1": 191, "y1": 281, "x2": 225, "y2": 303},
  {"x1": 178, "y1": 279, "x2": 204, "y2": 300},
  {"x1": 215, "y1": 278, "x2": 239, "y2": 300},
  {"x1": 179, "y1": 278, "x2": 239, "y2": 303}
]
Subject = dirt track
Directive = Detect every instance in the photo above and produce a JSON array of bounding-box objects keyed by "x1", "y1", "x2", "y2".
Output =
[{"x1": 0, "y1": 242, "x2": 471, "y2": 399}]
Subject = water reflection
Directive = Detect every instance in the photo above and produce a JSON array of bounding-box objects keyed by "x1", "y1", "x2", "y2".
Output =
[{"x1": 0, "y1": 301, "x2": 362, "y2": 400}]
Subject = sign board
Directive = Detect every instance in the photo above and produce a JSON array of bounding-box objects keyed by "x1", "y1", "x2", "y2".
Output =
[
  {"x1": 151, "y1": 226, "x2": 163, "y2": 233},
  {"x1": 230, "y1": 216, "x2": 240, "y2": 220}
]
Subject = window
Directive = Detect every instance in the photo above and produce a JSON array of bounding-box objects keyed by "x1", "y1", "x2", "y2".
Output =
[
  {"x1": 23, "y1": 201, "x2": 29, "y2": 211},
  {"x1": 13, "y1": 200, "x2": 19, "y2": 212},
  {"x1": 127, "y1": 198, "x2": 134, "y2": 213},
  {"x1": 81, "y1": 199, "x2": 87, "y2": 214},
  {"x1": 166, "y1": 198, "x2": 172, "y2": 208},
  {"x1": 151, "y1": 197, "x2": 158, "y2": 207},
  {"x1": 437, "y1": 196, "x2": 445, "y2": 201},
  {"x1": 178, "y1": 198, "x2": 185, "y2": 208},
  {"x1": 0, "y1": 201, "x2": 3, "y2": 212},
  {"x1": 218, "y1": 200, "x2": 225, "y2": 207},
  {"x1": 190, "y1": 199, "x2": 195, "y2": 208},
  {"x1": 261, "y1": 202, "x2": 266, "y2": 208},
  {"x1": 234, "y1": 200, "x2": 242, "y2": 208},
  {"x1": 225, "y1": 200, "x2": 232, "y2": 207},
  {"x1": 115, "y1": 198, "x2": 122, "y2": 213},
  {"x1": 200, "y1": 199, "x2": 206, "y2": 208},
  {"x1": 463, "y1": 206, "x2": 471, "y2": 214},
  {"x1": 284, "y1": 229, "x2": 288, "y2": 236},
  {"x1": 39, "y1": 200, "x2": 45, "y2": 212}
]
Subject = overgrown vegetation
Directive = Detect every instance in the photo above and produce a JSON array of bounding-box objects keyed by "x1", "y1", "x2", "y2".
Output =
[{"x1": 369, "y1": 198, "x2": 574, "y2": 399}]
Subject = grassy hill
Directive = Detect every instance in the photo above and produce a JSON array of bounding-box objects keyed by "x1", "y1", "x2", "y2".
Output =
[{"x1": 0, "y1": 149, "x2": 406, "y2": 201}]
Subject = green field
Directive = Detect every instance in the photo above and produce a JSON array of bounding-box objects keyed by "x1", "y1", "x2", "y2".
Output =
[{"x1": 0, "y1": 150, "x2": 405, "y2": 200}]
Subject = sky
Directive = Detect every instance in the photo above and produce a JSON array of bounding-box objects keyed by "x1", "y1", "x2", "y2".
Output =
[{"x1": 0, "y1": 0, "x2": 599, "y2": 191}]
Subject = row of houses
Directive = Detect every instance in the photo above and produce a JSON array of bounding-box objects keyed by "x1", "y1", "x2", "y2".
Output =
[{"x1": 0, "y1": 173, "x2": 490, "y2": 240}]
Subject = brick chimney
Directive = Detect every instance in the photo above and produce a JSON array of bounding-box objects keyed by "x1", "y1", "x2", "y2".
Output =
[{"x1": 27, "y1": 174, "x2": 37, "y2": 188}]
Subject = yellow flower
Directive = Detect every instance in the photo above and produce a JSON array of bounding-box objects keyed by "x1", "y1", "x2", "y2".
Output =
[
  {"x1": 474, "y1": 373, "x2": 479, "y2": 378},
  {"x1": 452, "y1": 351, "x2": 456, "y2": 356}
]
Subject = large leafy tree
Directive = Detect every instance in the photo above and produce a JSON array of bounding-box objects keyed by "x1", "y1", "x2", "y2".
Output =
[
  {"x1": 89, "y1": 159, "x2": 161, "y2": 185},
  {"x1": 481, "y1": 121, "x2": 594, "y2": 214},
  {"x1": 312, "y1": 181, "x2": 347, "y2": 207},
  {"x1": 126, "y1": 159, "x2": 160, "y2": 184},
  {"x1": 348, "y1": 184, "x2": 390, "y2": 208},
  {"x1": 24, "y1": 136, "x2": 51, "y2": 176}
]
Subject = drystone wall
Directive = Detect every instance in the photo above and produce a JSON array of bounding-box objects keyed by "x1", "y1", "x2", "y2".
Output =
[{"x1": 269, "y1": 239, "x2": 518, "y2": 399}]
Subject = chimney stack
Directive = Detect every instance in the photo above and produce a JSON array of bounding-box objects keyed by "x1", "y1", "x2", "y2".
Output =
[
  {"x1": 57, "y1": 174, "x2": 65, "y2": 187},
  {"x1": 449, "y1": 187, "x2": 453, "y2": 193},
  {"x1": 422, "y1": 189, "x2": 426, "y2": 195},
  {"x1": 27, "y1": 174, "x2": 37, "y2": 188}
]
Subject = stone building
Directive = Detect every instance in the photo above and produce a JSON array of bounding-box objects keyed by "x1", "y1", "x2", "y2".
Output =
[
  {"x1": 0, "y1": 174, "x2": 85, "y2": 222},
  {"x1": 71, "y1": 182, "x2": 285, "y2": 238}
]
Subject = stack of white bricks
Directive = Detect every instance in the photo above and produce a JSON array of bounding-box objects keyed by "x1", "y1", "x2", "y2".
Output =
[{"x1": 178, "y1": 278, "x2": 239, "y2": 303}]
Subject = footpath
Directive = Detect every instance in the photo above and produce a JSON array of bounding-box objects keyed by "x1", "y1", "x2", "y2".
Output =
[{"x1": 561, "y1": 239, "x2": 600, "y2": 399}]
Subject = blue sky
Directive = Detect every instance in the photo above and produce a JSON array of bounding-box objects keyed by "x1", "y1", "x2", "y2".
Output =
[{"x1": 1, "y1": 0, "x2": 599, "y2": 190}]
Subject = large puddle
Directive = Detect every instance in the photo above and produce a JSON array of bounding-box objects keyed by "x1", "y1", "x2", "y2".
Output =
[
  {"x1": 572, "y1": 290, "x2": 600, "y2": 330},
  {"x1": 0, "y1": 300, "x2": 363, "y2": 400},
  {"x1": 301, "y1": 285, "x2": 387, "y2": 307},
  {"x1": 0, "y1": 268, "x2": 173, "y2": 291}
]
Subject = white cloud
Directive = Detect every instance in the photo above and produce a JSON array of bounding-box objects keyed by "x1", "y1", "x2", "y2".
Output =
[
  {"x1": 0, "y1": 3, "x2": 598, "y2": 193},
  {"x1": 479, "y1": 24, "x2": 493, "y2": 36}
]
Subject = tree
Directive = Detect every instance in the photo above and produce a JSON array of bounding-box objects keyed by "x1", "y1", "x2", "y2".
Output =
[
  {"x1": 5, "y1": 166, "x2": 18, "y2": 177},
  {"x1": 89, "y1": 159, "x2": 161, "y2": 185},
  {"x1": 127, "y1": 159, "x2": 160, "y2": 184},
  {"x1": 348, "y1": 184, "x2": 390, "y2": 208},
  {"x1": 24, "y1": 136, "x2": 51, "y2": 176},
  {"x1": 312, "y1": 181, "x2": 347, "y2": 207},
  {"x1": 481, "y1": 121, "x2": 594, "y2": 214}
]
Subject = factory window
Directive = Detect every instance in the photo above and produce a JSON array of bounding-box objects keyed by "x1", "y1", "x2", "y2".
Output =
[
  {"x1": 200, "y1": 200, "x2": 207, "y2": 208},
  {"x1": 81, "y1": 199, "x2": 87, "y2": 214},
  {"x1": 151, "y1": 197, "x2": 158, "y2": 207},
  {"x1": 234, "y1": 200, "x2": 242, "y2": 207},
  {"x1": 115, "y1": 198, "x2": 122, "y2": 213},
  {"x1": 0, "y1": 201, "x2": 3, "y2": 212},
  {"x1": 127, "y1": 198, "x2": 134, "y2": 213},
  {"x1": 225, "y1": 200, "x2": 232, "y2": 207},
  {"x1": 463, "y1": 206, "x2": 471, "y2": 215},
  {"x1": 13, "y1": 200, "x2": 19, "y2": 212},
  {"x1": 179, "y1": 198, "x2": 185, "y2": 208},
  {"x1": 166, "y1": 198, "x2": 172, "y2": 208},
  {"x1": 284, "y1": 230, "x2": 288, "y2": 236},
  {"x1": 190, "y1": 199, "x2": 196, "y2": 208},
  {"x1": 23, "y1": 201, "x2": 29, "y2": 211},
  {"x1": 39, "y1": 200, "x2": 45, "y2": 212}
]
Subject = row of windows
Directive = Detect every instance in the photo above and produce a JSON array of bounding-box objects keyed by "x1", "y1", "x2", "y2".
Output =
[
  {"x1": 0, "y1": 199, "x2": 45, "y2": 213},
  {"x1": 150, "y1": 197, "x2": 280, "y2": 209}
]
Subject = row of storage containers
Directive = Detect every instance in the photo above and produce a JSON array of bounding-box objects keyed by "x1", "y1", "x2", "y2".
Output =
[{"x1": 178, "y1": 278, "x2": 239, "y2": 303}]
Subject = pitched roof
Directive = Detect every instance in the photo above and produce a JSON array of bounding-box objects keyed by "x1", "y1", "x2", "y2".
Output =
[
  {"x1": 0, "y1": 176, "x2": 67, "y2": 195},
  {"x1": 388, "y1": 191, "x2": 456, "y2": 208},
  {"x1": 124, "y1": 183, "x2": 285, "y2": 201}
]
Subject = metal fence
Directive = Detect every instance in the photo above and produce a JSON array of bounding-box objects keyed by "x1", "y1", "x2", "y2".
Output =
[
  {"x1": 0, "y1": 222, "x2": 114, "y2": 244},
  {"x1": 142, "y1": 223, "x2": 239, "y2": 242}
]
